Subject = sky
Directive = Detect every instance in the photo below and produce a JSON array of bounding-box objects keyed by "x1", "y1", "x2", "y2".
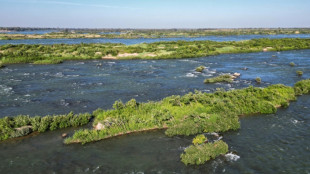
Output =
[{"x1": 0, "y1": 0, "x2": 309, "y2": 28}]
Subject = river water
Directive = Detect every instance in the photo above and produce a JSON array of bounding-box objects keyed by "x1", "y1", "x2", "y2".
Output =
[
  {"x1": 0, "y1": 36, "x2": 309, "y2": 173},
  {"x1": 0, "y1": 34, "x2": 310, "y2": 45}
]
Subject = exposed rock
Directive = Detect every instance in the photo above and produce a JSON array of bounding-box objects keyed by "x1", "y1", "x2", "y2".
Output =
[
  {"x1": 233, "y1": 73, "x2": 241, "y2": 77},
  {"x1": 95, "y1": 122, "x2": 105, "y2": 130},
  {"x1": 62, "y1": 133, "x2": 68, "y2": 138}
]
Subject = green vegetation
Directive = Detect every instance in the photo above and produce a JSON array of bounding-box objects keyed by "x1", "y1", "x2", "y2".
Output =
[
  {"x1": 180, "y1": 140, "x2": 228, "y2": 165},
  {"x1": 1, "y1": 79, "x2": 310, "y2": 165},
  {"x1": 63, "y1": 80, "x2": 310, "y2": 144},
  {"x1": 0, "y1": 112, "x2": 92, "y2": 141},
  {"x1": 195, "y1": 66, "x2": 205, "y2": 72},
  {"x1": 1, "y1": 28, "x2": 310, "y2": 40},
  {"x1": 204, "y1": 74, "x2": 233, "y2": 83},
  {"x1": 1, "y1": 38, "x2": 310, "y2": 65},
  {"x1": 296, "y1": 70, "x2": 303, "y2": 76},
  {"x1": 289, "y1": 62, "x2": 296, "y2": 67},
  {"x1": 192, "y1": 134, "x2": 207, "y2": 145},
  {"x1": 256, "y1": 77, "x2": 262, "y2": 83},
  {"x1": 0, "y1": 61, "x2": 4, "y2": 68},
  {"x1": 294, "y1": 79, "x2": 310, "y2": 95}
]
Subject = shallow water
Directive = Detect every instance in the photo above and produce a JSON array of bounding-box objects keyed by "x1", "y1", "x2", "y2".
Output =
[
  {"x1": 0, "y1": 47, "x2": 310, "y2": 173},
  {"x1": 0, "y1": 34, "x2": 310, "y2": 45},
  {"x1": 1, "y1": 50, "x2": 309, "y2": 117}
]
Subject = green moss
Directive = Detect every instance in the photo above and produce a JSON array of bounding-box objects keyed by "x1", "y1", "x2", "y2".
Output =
[
  {"x1": 180, "y1": 140, "x2": 228, "y2": 165},
  {"x1": 204, "y1": 74, "x2": 233, "y2": 83}
]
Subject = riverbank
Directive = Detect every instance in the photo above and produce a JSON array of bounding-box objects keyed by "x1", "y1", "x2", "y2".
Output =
[
  {"x1": 0, "y1": 38, "x2": 310, "y2": 65},
  {"x1": 1, "y1": 28, "x2": 310, "y2": 40}
]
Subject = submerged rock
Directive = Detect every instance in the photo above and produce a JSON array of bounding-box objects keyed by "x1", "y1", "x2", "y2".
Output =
[{"x1": 62, "y1": 133, "x2": 68, "y2": 138}]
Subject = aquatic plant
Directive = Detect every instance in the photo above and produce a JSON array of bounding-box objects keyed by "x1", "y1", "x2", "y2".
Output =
[
  {"x1": 256, "y1": 77, "x2": 262, "y2": 83},
  {"x1": 180, "y1": 140, "x2": 228, "y2": 165},
  {"x1": 204, "y1": 74, "x2": 233, "y2": 83},
  {"x1": 289, "y1": 62, "x2": 296, "y2": 67},
  {"x1": 195, "y1": 66, "x2": 205, "y2": 72},
  {"x1": 296, "y1": 70, "x2": 303, "y2": 76}
]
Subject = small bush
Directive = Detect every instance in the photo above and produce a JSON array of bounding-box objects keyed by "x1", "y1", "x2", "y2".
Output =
[
  {"x1": 180, "y1": 140, "x2": 228, "y2": 165},
  {"x1": 195, "y1": 66, "x2": 205, "y2": 73},
  {"x1": 204, "y1": 74, "x2": 233, "y2": 83},
  {"x1": 289, "y1": 62, "x2": 295, "y2": 67},
  {"x1": 192, "y1": 134, "x2": 207, "y2": 145},
  {"x1": 296, "y1": 71, "x2": 303, "y2": 76}
]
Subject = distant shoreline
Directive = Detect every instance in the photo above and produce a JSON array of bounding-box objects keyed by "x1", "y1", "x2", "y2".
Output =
[{"x1": 1, "y1": 38, "x2": 310, "y2": 65}]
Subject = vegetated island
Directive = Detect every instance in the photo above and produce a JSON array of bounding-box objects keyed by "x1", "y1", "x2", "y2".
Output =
[
  {"x1": 1, "y1": 28, "x2": 310, "y2": 40},
  {"x1": 1, "y1": 79, "x2": 309, "y2": 165},
  {"x1": 0, "y1": 38, "x2": 310, "y2": 65}
]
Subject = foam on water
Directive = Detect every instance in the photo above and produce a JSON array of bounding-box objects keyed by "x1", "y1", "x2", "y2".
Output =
[{"x1": 225, "y1": 152, "x2": 240, "y2": 162}]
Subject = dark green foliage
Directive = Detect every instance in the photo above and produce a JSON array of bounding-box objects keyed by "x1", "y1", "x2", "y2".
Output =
[
  {"x1": 294, "y1": 79, "x2": 310, "y2": 95},
  {"x1": 204, "y1": 74, "x2": 233, "y2": 83},
  {"x1": 0, "y1": 112, "x2": 93, "y2": 141},
  {"x1": 180, "y1": 140, "x2": 228, "y2": 165},
  {"x1": 65, "y1": 81, "x2": 300, "y2": 144}
]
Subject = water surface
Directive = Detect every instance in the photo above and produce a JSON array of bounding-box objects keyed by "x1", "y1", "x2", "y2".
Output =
[{"x1": 1, "y1": 50, "x2": 309, "y2": 117}]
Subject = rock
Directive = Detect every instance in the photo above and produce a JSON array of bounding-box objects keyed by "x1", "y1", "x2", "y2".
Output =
[
  {"x1": 241, "y1": 67, "x2": 248, "y2": 70},
  {"x1": 233, "y1": 73, "x2": 241, "y2": 77},
  {"x1": 62, "y1": 133, "x2": 68, "y2": 138},
  {"x1": 95, "y1": 122, "x2": 105, "y2": 130}
]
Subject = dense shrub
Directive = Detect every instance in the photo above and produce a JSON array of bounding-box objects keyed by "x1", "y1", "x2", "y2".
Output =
[{"x1": 180, "y1": 140, "x2": 228, "y2": 165}]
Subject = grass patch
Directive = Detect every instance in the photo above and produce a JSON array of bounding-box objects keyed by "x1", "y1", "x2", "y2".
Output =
[{"x1": 204, "y1": 74, "x2": 233, "y2": 83}]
